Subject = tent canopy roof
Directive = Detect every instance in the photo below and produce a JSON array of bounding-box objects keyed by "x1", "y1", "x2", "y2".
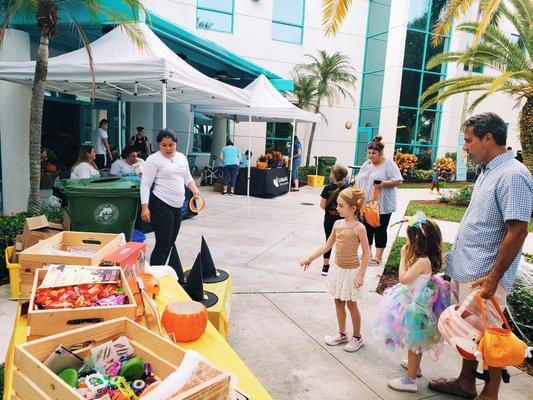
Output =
[
  {"x1": 0, "y1": 23, "x2": 250, "y2": 106},
  {"x1": 193, "y1": 75, "x2": 321, "y2": 123}
]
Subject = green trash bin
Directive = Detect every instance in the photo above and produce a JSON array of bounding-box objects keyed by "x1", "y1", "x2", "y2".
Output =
[
  {"x1": 59, "y1": 177, "x2": 140, "y2": 240},
  {"x1": 317, "y1": 156, "x2": 337, "y2": 178}
]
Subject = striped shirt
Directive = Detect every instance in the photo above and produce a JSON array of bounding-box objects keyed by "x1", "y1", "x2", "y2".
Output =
[
  {"x1": 446, "y1": 151, "x2": 533, "y2": 292},
  {"x1": 356, "y1": 158, "x2": 403, "y2": 214}
]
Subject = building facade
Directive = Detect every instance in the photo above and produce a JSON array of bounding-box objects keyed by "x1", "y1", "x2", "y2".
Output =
[{"x1": 0, "y1": 0, "x2": 523, "y2": 213}]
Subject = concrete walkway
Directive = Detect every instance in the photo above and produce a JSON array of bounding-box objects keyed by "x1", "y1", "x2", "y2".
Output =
[{"x1": 1, "y1": 186, "x2": 531, "y2": 399}]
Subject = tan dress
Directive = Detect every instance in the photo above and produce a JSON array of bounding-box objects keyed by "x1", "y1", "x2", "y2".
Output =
[{"x1": 326, "y1": 220, "x2": 363, "y2": 301}]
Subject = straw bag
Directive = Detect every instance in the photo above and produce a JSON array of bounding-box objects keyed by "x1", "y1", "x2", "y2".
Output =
[
  {"x1": 361, "y1": 187, "x2": 380, "y2": 227},
  {"x1": 475, "y1": 293, "x2": 531, "y2": 369}
]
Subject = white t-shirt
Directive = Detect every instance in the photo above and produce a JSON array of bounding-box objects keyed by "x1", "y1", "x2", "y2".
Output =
[
  {"x1": 91, "y1": 128, "x2": 108, "y2": 155},
  {"x1": 110, "y1": 158, "x2": 145, "y2": 176},
  {"x1": 140, "y1": 151, "x2": 193, "y2": 208},
  {"x1": 71, "y1": 162, "x2": 100, "y2": 179}
]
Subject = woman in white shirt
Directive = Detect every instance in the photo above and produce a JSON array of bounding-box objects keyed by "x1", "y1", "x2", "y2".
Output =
[
  {"x1": 71, "y1": 145, "x2": 101, "y2": 179},
  {"x1": 140, "y1": 129, "x2": 200, "y2": 284},
  {"x1": 110, "y1": 146, "x2": 145, "y2": 176}
]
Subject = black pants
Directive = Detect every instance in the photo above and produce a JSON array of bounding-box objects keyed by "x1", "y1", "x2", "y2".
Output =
[
  {"x1": 149, "y1": 193, "x2": 184, "y2": 283},
  {"x1": 95, "y1": 154, "x2": 109, "y2": 169},
  {"x1": 363, "y1": 213, "x2": 392, "y2": 249},
  {"x1": 323, "y1": 213, "x2": 341, "y2": 260}
]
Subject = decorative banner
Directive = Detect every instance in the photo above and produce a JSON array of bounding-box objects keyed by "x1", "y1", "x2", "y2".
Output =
[{"x1": 456, "y1": 132, "x2": 467, "y2": 181}]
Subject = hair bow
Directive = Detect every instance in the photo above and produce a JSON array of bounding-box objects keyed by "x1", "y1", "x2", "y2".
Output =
[{"x1": 391, "y1": 211, "x2": 427, "y2": 236}]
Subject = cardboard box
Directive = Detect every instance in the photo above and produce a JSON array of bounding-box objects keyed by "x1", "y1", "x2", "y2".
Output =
[
  {"x1": 14, "y1": 318, "x2": 231, "y2": 400},
  {"x1": 22, "y1": 216, "x2": 64, "y2": 250}
]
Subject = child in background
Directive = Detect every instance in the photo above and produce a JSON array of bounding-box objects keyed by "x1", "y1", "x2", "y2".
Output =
[
  {"x1": 320, "y1": 165, "x2": 349, "y2": 276},
  {"x1": 373, "y1": 213, "x2": 450, "y2": 393},
  {"x1": 301, "y1": 188, "x2": 370, "y2": 352},
  {"x1": 430, "y1": 164, "x2": 441, "y2": 194}
]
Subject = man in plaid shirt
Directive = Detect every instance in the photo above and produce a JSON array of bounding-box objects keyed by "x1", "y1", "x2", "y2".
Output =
[{"x1": 430, "y1": 113, "x2": 532, "y2": 400}]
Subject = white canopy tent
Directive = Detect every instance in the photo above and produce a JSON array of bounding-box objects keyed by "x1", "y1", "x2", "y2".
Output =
[
  {"x1": 192, "y1": 75, "x2": 322, "y2": 206},
  {"x1": 0, "y1": 23, "x2": 250, "y2": 148}
]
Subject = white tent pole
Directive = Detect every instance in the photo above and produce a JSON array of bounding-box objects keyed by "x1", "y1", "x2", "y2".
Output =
[
  {"x1": 288, "y1": 117, "x2": 296, "y2": 200},
  {"x1": 247, "y1": 108, "x2": 252, "y2": 219},
  {"x1": 315, "y1": 122, "x2": 321, "y2": 176},
  {"x1": 186, "y1": 110, "x2": 193, "y2": 156},
  {"x1": 162, "y1": 80, "x2": 167, "y2": 129},
  {"x1": 117, "y1": 97, "x2": 123, "y2": 152}
]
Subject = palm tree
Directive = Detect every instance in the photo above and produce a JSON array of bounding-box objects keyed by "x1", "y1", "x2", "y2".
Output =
[
  {"x1": 420, "y1": 0, "x2": 533, "y2": 171},
  {"x1": 0, "y1": 0, "x2": 144, "y2": 215},
  {"x1": 293, "y1": 74, "x2": 318, "y2": 111},
  {"x1": 296, "y1": 50, "x2": 357, "y2": 166}
]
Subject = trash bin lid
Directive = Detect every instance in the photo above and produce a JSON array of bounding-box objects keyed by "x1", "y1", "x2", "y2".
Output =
[
  {"x1": 58, "y1": 177, "x2": 140, "y2": 196},
  {"x1": 318, "y1": 156, "x2": 337, "y2": 165}
]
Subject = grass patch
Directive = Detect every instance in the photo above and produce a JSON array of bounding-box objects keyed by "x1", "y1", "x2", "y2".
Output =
[
  {"x1": 400, "y1": 181, "x2": 471, "y2": 189},
  {"x1": 406, "y1": 200, "x2": 533, "y2": 232},
  {"x1": 0, "y1": 363, "x2": 4, "y2": 399}
]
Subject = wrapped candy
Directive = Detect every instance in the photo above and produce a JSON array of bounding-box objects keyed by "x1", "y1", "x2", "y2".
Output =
[{"x1": 35, "y1": 283, "x2": 126, "y2": 310}]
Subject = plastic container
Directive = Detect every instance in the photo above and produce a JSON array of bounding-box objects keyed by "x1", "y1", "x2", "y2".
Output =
[
  {"x1": 58, "y1": 177, "x2": 140, "y2": 241},
  {"x1": 317, "y1": 156, "x2": 337, "y2": 178},
  {"x1": 307, "y1": 175, "x2": 325, "y2": 187},
  {"x1": 5, "y1": 246, "x2": 20, "y2": 298}
]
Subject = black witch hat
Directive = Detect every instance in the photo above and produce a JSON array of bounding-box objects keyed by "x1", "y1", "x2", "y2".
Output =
[
  {"x1": 184, "y1": 236, "x2": 229, "y2": 283},
  {"x1": 183, "y1": 253, "x2": 218, "y2": 308}
]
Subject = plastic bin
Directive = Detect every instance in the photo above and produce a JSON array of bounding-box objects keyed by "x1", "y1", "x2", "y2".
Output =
[
  {"x1": 307, "y1": 174, "x2": 325, "y2": 187},
  {"x1": 5, "y1": 246, "x2": 20, "y2": 298},
  {"x1": 59, "y1": 177, "x2": 140, "y2": 241},
  {"x1": 317, "y1": 156, "x2": 337, "y2": 178}
]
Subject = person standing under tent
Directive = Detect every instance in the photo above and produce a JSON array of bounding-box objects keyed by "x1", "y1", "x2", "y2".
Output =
[
  {"x1": 130, "y1": 126, "x2": 151, "y2": 160},
  {"x1": 91, "y1": 119, "x2": 113, "y2": 169},
  {"x1": 220, "y1": 139, "x2": 241, "y2": 195},
  {"x1": 291, "y1": 136, "x2": 303, "y2": 192},
  {"x1": 140, "y1": 129, "x2": 200, "y2": 284}
]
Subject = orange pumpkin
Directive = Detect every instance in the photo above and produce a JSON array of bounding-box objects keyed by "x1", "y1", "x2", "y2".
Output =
[
  {"x1": 45, "y1": 163, "x2": 58, "y2": 173},
  {"x1": 139, "y1": 273, "x2": 160, "y2": 299},
  {"x1": 161, "y1": 300, "x2": 208, "y2": 342},
  {"x1": 256, "y1": 161, "x2": 267, "y2": 170}
]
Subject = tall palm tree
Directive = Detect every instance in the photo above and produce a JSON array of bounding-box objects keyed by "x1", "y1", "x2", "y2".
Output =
[
  {"x1": 296, "y1": 50, "x2": 357, "y2": 166},
  {"x1": 420, "y1": 0, "x2": 533, "y2": 171},
  {"x1": 0, "y1": 0, "x2": 144, "y2": 215},
  {"x1": 292, "y1": 74, "x2": 318, "y2": 111}
]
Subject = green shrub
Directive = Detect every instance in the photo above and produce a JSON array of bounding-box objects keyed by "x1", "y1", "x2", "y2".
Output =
[
  {"x1": 383, "y1": 237, "x2": 407, "y2": 275},
  {"x1": 440, "y1": 185, "x2": 473, "y2": 206},
  {"x1": 298, "y1": 166, "x2": 317, "y2": 187},
  {"x1": 409, "y1": 169, "x2": 433, "y2": 181},
  {"x1": 507, "y1": 286, "x2": 533, "y2": 343}
]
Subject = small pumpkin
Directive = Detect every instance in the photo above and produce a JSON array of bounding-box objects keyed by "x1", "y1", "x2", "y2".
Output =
[
  {"x1": 256, "y1": 161, "x2": 267, "y2": 170},
  {"x1": 161, "y1": 300, "x2": 208, "y2": 342},
  {"x1": 45, "y1": 163, "x2": 58, "y2": 173},
  {"x1": 139, "y1": 273, "x2": 160, "y2": 299}
]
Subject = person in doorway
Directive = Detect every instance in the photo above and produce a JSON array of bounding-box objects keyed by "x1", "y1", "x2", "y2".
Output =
[
  {"x1": 91, "y1": 119, "x2": 113, "y2": 169},
  {"x1": 430, "y1": 164, "x2": 441, "y2": 195},
  {"x1": 110, "y1": 146, "x2": 145, "y2": 176},
  {"x1": 320, "y1": 164, "x2": 349, "y2": 276},
  {"x1": 70, "y1": 145, "x2": 101, "y2": 179},
  {"x1": 140, "y1": 129, "x2": 200, "y2": 284},
  {"x1": 220, "y1": 139, "x2": 240, "y2": 195},
  {"x1": 356, "y1": 136, "x2": 403, "y2": 265},
  {"x1": 130, "y1": 126, "x2": 151, "y2": 159},
  {"x1": 240, "y1": 150, "x2": 252, "y2": 169},
  {"x1": 291, "y1": 136, "x2": 303, "y2": 192},
  {"x1": 429, "y1": 113, "x2": 532, "y2": 400}
]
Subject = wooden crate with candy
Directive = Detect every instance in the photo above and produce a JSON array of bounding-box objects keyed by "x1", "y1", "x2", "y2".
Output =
[
  {"x1": 13, "y1": 318, "x2": 231, "y2": 400},
  {"x1": 28, "y1": 266, "x2": 137, "y2": 338}
]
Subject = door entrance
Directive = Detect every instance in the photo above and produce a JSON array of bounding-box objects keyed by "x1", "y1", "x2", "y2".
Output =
[{"x1": 355, "y1": 127, "x2": 374, "y2": 165}]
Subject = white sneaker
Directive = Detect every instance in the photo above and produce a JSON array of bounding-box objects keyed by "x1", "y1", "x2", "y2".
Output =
[
  {"x1": 344, "y1": 336, "x2": 364, "y2": 352},
  {"x1": 325, "y1": 332, "x2": 348, "y2": 346},
  {"x1": 401, "y1": 359, "x2": 422, "y2": 377},
  {"x1": 388, "y1": 377, "x2": 418, "y2": 392}
]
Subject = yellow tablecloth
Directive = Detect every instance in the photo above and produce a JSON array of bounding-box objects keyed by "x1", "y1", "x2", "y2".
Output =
[{"x1": 3, "y1": 274, "x2": 271, "y2": 400}]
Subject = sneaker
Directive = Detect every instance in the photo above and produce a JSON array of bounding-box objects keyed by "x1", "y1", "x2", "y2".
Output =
[
  {"x1": 325, "y1": 332, "x2": 348, "y2": 346},
  {"x1": 321, "y1": 265, "x2": 329, "y2": 276},
  {"x1": 401, "y1": 360, "x2": 422, "y2": 377},
  {"x1": 221, "y1": 191, "x2": 226, "y2": 195},
  {"x1": 388, "y1": 376, "x2": 417, "y2": 392},
  {"x1": 344, "y1": 336, "x2": 364, "y2": 353},
  {"x1": 229, "y1": 192, "x2": 234, "y2": 196}
]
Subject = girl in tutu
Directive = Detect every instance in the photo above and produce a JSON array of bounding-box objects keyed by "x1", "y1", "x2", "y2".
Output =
[
  {"x1": 373, "y1": 212, "x2": 450, "y2": 392},
  {"x1": 301, "y1": 188, "x2": 370, "y2": 352}
]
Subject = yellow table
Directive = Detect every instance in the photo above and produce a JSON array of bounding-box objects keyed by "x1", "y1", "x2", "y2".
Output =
[{"x1": 3, "y1": 274, "x2": 271, "y2": 400}]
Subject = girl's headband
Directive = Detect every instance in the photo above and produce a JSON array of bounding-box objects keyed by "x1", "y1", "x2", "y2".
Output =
[{"x1": 391, "y1": 211, "x2": 427, "y2": 236}]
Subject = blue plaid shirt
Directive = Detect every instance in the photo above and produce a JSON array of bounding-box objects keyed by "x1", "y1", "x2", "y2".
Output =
[{"x1": 446, "y1": 151, "x2": 533, "y2": 292}]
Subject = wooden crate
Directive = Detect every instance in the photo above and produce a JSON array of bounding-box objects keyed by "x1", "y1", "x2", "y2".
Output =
[
  {"x1": 28, "y1": 268, "x2": 137, "y2": 338},
  {"x1": 13, "y1": 318, "x2": 231, "y2": 400},
  {"x1": 17, "y1": 231, "x2": 123, "y2": 298}
]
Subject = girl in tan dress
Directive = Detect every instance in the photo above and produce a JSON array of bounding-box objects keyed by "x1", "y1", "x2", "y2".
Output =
[{"x1": 301, "y1": 188, "x2": 371, "y2": 352}]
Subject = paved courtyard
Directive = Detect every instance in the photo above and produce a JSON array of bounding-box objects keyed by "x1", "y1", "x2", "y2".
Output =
[{"x1": 1, "y1": 185, "x2": 532, "y2": 399}]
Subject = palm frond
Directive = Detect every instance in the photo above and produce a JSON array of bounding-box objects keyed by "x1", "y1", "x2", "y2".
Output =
[
  {"x1": 0, "y1": 0, "x2": 36, "y2": 48},
  {"x1": 432, "y1": 0, "x2": 477, "y2": 44},
  {"x1": 476, "y1": 0, "x2": 503, "y2": 41},
  {"x1": 322, "y1": 0, "x2": 352, "y2": 37}
]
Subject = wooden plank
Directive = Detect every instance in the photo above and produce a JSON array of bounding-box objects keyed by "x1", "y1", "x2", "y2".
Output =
[{"x1": 12, "y1": 369, "x2": 52, "y2": 400}]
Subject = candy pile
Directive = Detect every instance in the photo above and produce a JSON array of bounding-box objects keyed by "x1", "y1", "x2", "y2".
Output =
[
  {"x1": 54, "y1": 336, "x2": 158, "y2": 399},
  {"x1": 35, "y1": 284, "x2": 126, "y2": 309}
]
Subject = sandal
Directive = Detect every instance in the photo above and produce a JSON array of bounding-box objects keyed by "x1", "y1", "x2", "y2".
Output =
[
  {"x1": 369, "y1": 258, "x2": 382, "y2": 265},
  {"x1": 428, "y1": 378, "x2": 476, "y2": 399}
]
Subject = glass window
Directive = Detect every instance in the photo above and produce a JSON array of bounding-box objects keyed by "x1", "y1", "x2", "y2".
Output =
[
  {"x1": 426, "y1": 34, "x2": 447, "y2": 73},
  {"x1": 396, "y1": 107, "x2": 418, "y2": 144},
  {"x1": 429, "y1": 0, "x2": 447, "y2": 28},
  {"x1": 361, "y1": 71, "x2": 385, "y2": 108},
  {"x1": 407, "y1": 0, "x2": 428, "y2": 30},
  {"x1": 421, "y1": 72, "x2": 442, "y2": 107},
  {"x1": 359, "y1": 108, "x2": 382, "y2": 128},
  {"x1": 417, "y1": 110, "x2": 441, "y2": 145},
  {"x1": 197, "y1": 0, "x2": 233, "y2": 33},
  {"x1": 266, "y1": 122, "x2": 293, "y2": 156},
  {"x1": 192, "y1": 113, "x2": 213, "y2": 153},
  {"x1": 272, "y1": 0, "x2": 305, "y2": 44},
  {"x1": 367, "y1": 1, "x2": 391, "y2": 36},
  {"x1": 399, "y1": 70, "x2": 422, "y2": 107},
  {"x1": 365, "y1": 33, "x2": 389, "y2": 71},
  {"x1": 403, "y1": 30, "x2": 426, "y2": 70}
]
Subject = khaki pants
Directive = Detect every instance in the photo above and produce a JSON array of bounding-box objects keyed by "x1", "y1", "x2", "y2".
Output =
[{"x1": 452, "y1": 280, "x2": 507, "y2": 328}]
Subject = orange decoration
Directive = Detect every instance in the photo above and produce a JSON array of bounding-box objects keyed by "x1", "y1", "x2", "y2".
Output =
[
  {"x1": 256, "y1": 161, "x2": 267, "y2": 170},
  {"x1": 140, "y1": 273, "x2": 160, "y2": 299},
  {"x1": 45, "y1": 163, "x2": 58, "y2": 173},
  {"x1": 161, "y1": 300, "x2": 208, "y2": 343}
]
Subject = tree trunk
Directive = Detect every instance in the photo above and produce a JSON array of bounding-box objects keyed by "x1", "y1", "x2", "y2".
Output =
[
  {"x1": 518, "y1": 97, "x2": 533, "y2": 173},
  {"x1": 306, "y1": 100, "x2": 321, "y2": 166},
  {"x1": 27, "y1": 30, "x2": 49, "y2": 215}
]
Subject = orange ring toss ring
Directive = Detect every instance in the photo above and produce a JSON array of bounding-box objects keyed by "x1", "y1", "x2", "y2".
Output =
[{"x1": 189, "y1": 195, "x2": 205, "y2": 213}]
